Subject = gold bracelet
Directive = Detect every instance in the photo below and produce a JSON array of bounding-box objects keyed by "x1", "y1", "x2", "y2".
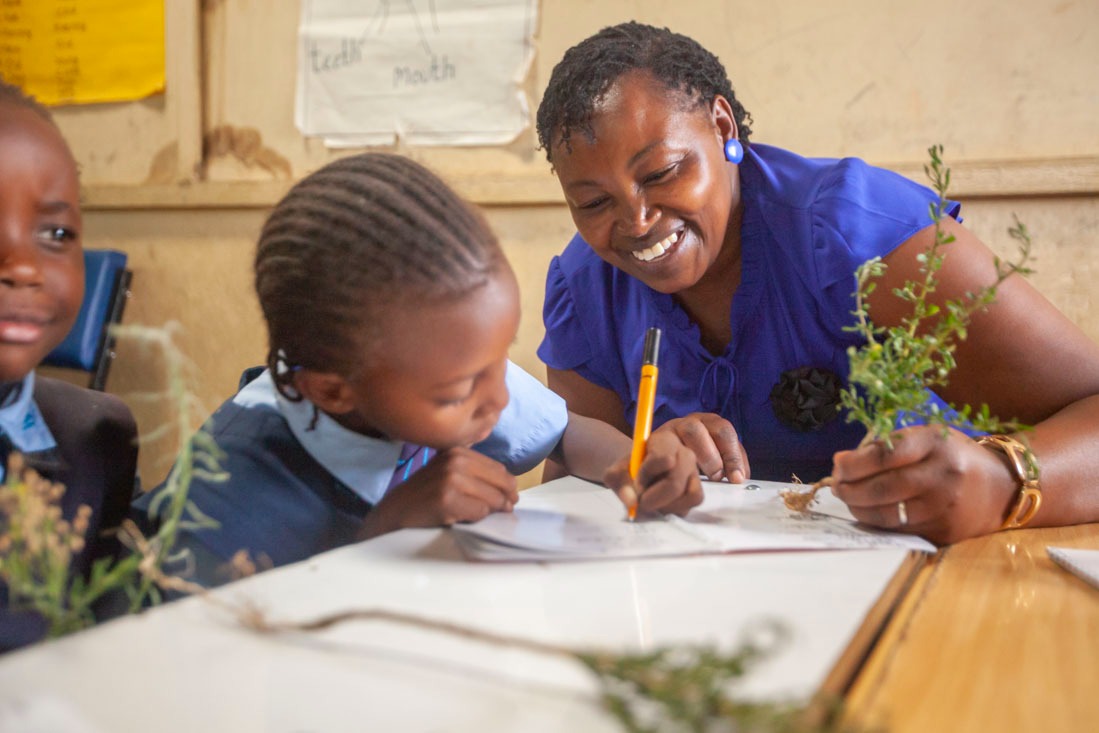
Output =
[{"x1": 975, "y1": 434, "x2": 1042, "y2": 530}]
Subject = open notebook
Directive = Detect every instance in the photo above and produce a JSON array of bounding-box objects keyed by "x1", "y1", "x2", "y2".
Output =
[{"x1": 452, "y1": 477, "x2": 936, "y2": 561}]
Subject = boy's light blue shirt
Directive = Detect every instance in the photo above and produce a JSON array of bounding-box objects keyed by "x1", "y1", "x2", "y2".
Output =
[
  {"x1": 232, "y1": 360, "x2": 568, "y2": 504},
  {"x1": 0, "y1": 372, "x2": 58, "y2": 482}
]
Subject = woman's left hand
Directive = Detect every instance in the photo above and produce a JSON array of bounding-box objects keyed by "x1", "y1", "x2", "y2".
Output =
[
  {"x1": 652, "y1": 412, "x2": 750, "y2": 482},
  {"x1": 830, "y1": 425, "x2": 1018, "y2": 545}
]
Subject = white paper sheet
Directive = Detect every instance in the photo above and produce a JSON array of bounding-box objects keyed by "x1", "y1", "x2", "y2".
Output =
[
  {"x1": 0, "y1": 695, "x2": 104, "y2": 733},
  {"x1": 1048, "y1": 546, "x2": 1099, "y2": 590},
  {"x1": 452, "y1": 478, "x2": 936, "y2": 561},
  {"x1": 295, "y1": 0, "x2": 537, "y2": 146}
]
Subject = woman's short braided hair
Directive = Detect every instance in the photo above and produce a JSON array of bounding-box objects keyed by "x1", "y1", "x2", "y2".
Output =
[{"x1": 536, "y1": 21, "x2": 752, "y2": 163}]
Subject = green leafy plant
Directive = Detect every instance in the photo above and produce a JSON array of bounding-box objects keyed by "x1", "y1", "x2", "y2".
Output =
[
  {"x1": 117, "y1": 324, "x2": 227, "y2": 610},
  {"x1": 577, "y1": 624, "x2": 843, "y2": 733},
  {"x1": 0, "y1": 323, "x2": 224, "y2": 636},
  {"x1": 236, "y1": 607, "x2": 851, "y2": 733},
  {"x1": 0, "y1": 456, "x2": 98, "y2": 636},
  {"x1": 783, "y1": 145, "x2": 1035, "y2": 512}
]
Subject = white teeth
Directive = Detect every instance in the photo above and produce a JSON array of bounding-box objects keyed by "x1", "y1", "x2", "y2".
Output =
[{"x1": 631, "y1": 231, "x2": 680, "y2": 262}]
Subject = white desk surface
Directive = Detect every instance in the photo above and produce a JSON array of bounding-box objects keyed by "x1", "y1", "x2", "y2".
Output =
[{"x1": 0, "y1": 480, "x2": 911, "y2": 733}]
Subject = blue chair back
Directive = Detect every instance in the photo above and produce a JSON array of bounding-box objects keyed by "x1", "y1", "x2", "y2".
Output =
[{"x1": 43, "y1": 249, "x2": 132, "y2": 390}]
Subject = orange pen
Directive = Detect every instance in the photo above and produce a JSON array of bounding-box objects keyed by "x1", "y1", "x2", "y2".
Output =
[{"x1": 627, "y1": 327, "x2": 662, "y2": 520}]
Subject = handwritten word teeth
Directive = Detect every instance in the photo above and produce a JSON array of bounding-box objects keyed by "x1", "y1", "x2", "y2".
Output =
[{"x1": 631, "y1": 231, "x2": 680, "y2": 262}]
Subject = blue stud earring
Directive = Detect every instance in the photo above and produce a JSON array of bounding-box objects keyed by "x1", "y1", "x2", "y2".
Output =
[{"x1": 724, "y1": 138, "x2": 744, "y2": 164}]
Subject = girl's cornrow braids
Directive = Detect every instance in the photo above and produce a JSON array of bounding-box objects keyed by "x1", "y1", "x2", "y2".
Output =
[{"x1": 255, "y1": 153, "x2": 503, "y2": 401}]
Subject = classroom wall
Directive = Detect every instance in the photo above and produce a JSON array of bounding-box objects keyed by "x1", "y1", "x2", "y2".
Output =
[{"x1": 42, "y1": 0, "x2": 1099, "y2": 488}]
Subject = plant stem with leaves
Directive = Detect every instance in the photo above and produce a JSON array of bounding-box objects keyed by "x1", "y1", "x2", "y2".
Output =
[
  {"x1": 118, "y1": 324, "x2": 226, "y2": 611},
  {"x1": 0, "y1": 323, "x2": 224, "y2": 635},
  {"x1": 232, "y1": 605, "x2": 845, "y2": 733},
  {"x1": 783, "y1": 145, "x2": 1035, "y2": 511}
]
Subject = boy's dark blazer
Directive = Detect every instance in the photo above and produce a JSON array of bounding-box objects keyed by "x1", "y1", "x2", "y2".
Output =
[{"x1": 0, "y1": 376, "x2": 138, "y2": 652}]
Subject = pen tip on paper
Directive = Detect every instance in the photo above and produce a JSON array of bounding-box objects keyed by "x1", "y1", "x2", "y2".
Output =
[{"x1": 620, "y1": 484, "x2": 638, "y2": 522}]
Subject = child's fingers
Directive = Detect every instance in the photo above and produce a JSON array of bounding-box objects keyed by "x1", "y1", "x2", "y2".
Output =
[
  {"x1": 610, "y1": 434, "x2": 709, "y2": 516},
  {"x1": 602, "y1": 459, "x2": 638, "y2": 512},
  {"x1": 636, "y1": 472, "x2": 703, "y2": 515},
  {"x1": 443, "y1": 491, "x2": 511, "y2": 525},
  {"x1": 430, "y1": 472, "x2": 517, "y2": 525},
  {"x1": 456, "y1": 475, "x2": 518, "y2": 514},
  {"x1": 658, "y1": 474, "x2": 704, "y2": 516},
  {"x1": 433, "y1": 447, "x2": 519, "y2": 503},
  {"x1": 603, "y1": 456, "x2": 631, "y2": 488},
  {"x1": 635, "y1": 443, "x2": 703, "y2": 514},
  {"x1": 616, "y1": 484, "x2": 639, "y2": 513}
]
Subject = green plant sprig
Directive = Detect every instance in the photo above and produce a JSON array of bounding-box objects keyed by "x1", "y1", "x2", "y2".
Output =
[
  {"x1": 575, "y1": 622, "x2": 843, "y2": 733},
  {"x1": 839, "y1": 145, "x2": 1035, "y2": 446},
  {"x1": 0, "y1": 460, "x2": 95, "y2": 635},
  {"x1": 783, "y1": 145, "x2": 1035, "y2": 511},
  {"x1": 236, "y1": 605, "x2": 852, "y2": 733},
  {"x1": 0, "y1": 323, "x2": 225, "y2": 636},
  {"x1": 118, "y1": 324, "x2": 226, "y2": 611}
]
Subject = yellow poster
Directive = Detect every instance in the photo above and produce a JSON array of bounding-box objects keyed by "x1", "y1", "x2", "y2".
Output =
[{"x1": 0, "y1": 0, "x2": 164, "y2": 106}]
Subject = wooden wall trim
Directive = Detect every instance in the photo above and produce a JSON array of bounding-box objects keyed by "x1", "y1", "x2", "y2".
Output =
[
  {"x1": 168, "y1": 0, "x2": 203, "y2": 185},
  {"x1": 81, "y1": 156, "x2": 1099, "y2": 211},
  {"x1": 887, "y1": 156, "x2": 1099, "y2": 199}
]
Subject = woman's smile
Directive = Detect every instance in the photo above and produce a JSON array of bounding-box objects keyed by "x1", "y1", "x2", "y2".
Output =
[
  {"x1": 629, "y1": 228, "x2": 682, "y2": 262},
  {"x1": 552, "y1": 70, "x2": 740, "y2": 296}
]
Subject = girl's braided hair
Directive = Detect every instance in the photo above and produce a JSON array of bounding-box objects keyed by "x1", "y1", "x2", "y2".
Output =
[
  {"x1": 536, "y1": 21, "x2": 753, "y2": 164},
  {"x1": 255, "y1": 152, "x2": 505, "y2": 400}
]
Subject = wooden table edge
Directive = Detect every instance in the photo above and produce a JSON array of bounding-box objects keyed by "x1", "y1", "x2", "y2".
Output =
[{"x1": 803, "y1": 549, "x2": 940, "y2": 725}]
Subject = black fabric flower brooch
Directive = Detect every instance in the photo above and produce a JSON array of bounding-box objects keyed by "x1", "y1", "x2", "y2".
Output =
[{"x1": 769, "y1": 366, "x2": 843, "y2": 432}]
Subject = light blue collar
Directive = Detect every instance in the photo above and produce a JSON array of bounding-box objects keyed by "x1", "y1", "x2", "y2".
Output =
[
  {"x1": 0, "y1": 372, "x2": 59, "y2": 481},
  {"x1": 233, "y1": 370, "x2": 401, "y2": 505}
]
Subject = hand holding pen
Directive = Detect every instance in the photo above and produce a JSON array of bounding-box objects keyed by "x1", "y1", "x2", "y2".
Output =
[
  {"x1": 627, "y1": 327, "x2": 662, "y2": 520},
  {"x1": 606, "y1": 327, "x2": 704, "y2": 520}
]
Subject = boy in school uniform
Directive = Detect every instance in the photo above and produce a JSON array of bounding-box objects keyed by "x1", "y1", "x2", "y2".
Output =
[{"x1": 0, "y1": 80, "x2": 139, "y2": 651}]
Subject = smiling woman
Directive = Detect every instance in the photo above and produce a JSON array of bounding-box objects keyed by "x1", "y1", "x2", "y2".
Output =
[{"x1": 535, "y1": 22, "x2": 1099, "y2": 546}]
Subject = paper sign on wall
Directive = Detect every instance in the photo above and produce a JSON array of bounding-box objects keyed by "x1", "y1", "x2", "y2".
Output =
[
  {"x1": 0, "y1": 0, "x2": 165, "y2": 106},
  {"x1": 295, "y1": 0, "x2": 537, "y2": 147}
]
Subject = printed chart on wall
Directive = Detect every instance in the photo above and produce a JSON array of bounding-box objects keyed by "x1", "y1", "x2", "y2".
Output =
[
  {"x1": 0, "y1": 0, "x2": 165, "y2": 106},
  {"x1": 295, "y1": 0, "x2": 537, "y2": 146}
]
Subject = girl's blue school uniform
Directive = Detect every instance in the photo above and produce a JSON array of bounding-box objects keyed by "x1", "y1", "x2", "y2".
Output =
[
  {"x1": 539, "y1": 143, "x2": 961, "y2": 482},
  {"x1": 133, "y1": 362, "x2": 567, "y2": 588},
  {"x1": 1, "y1": 373, "x2": 138, "y2": 652}
]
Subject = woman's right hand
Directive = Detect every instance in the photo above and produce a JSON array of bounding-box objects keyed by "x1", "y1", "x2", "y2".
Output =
[
  {"x1": 651, "y1": 412, "x2": 750, "y2": 483},
  {"x1": 359, "y1": 448, "x2": 518, "y2": 539}
]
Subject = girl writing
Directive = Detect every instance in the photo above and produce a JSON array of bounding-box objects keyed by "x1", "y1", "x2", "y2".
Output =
[{"x1": 136, "y1": 152, "x2": 702, "y2": 587}]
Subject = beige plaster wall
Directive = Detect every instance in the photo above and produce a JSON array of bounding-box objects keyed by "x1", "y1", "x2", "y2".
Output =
[{"x1": 35, "y1": 1, "x2": 1099, "y2": 488}]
